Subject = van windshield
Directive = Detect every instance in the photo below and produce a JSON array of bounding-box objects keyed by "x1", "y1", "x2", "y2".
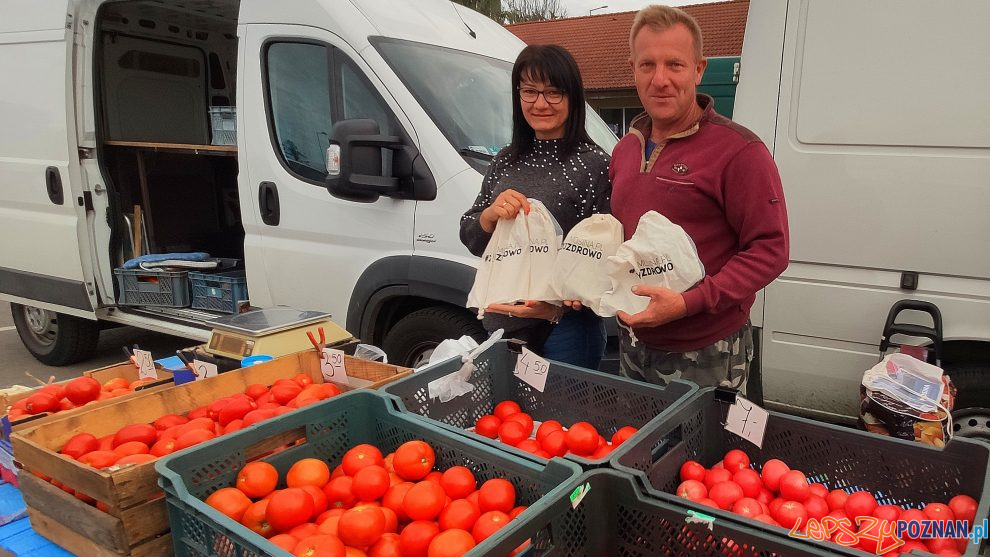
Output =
[{"x1": 374, "y1": 38, "x2": 617, "y2": 167}]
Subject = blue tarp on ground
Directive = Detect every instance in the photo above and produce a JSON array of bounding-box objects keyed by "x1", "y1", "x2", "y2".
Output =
[{"x1": 0, "y1": 481, "x2": 73, "y2": 557}]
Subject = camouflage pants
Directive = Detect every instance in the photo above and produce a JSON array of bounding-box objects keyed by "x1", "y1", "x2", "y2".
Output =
[{"x1": 619, "y1": 322, "x2": 754, "y2": 392}]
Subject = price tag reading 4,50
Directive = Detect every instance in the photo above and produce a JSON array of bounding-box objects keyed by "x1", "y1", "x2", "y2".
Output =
[
  {"x1": 192, "y1": 359, "x2": 218, "y2": 381},
  {"x1": 514, "y1": 346, "x2": 550, "y2": 392},
  {"x1": 133, "y1": 349, "x2": 157, "y2": 380},
  {"x1": 321, "y1": 348, "x2": 349, "y2": 385},
  {"x1": 724, "y1": 395, "x2": 769, "y2": 448}
]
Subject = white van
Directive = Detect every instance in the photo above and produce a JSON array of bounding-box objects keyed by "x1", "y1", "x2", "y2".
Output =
[
  {"x1": 735, "y1": 0, "x2": 990, "y2": 436},
  {"x1": 0, "y1": 0, "x2": 616, "y2": 368}
]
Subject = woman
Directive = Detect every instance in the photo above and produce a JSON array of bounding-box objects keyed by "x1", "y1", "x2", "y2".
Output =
[{"x1": 460, "y1": 44, "x2": 611, "y2": 370}]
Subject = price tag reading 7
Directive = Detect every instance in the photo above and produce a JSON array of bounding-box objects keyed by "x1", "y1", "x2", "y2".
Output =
[
  {"x1": 321, "y1": 348, "x2": 350, "y2": 385},
  {"x1": 724, "y1": 395, "x2": 769, "y2": 448},
  {"x1": 192, "y1": 359, "x2": 218, "y2": 381},
  {"x1": 133, "y1": 349, "x2": 158, "y2": 380},
  {"x1": 513, "y1": 347, "x2": 550, "y2": 392}
]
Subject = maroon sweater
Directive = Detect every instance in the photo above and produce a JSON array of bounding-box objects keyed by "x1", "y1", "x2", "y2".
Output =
[{"x1": 610, "y1": 95, "x2": 789, "y2": 351}]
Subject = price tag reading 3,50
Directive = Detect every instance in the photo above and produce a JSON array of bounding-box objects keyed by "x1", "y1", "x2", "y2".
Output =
[
  {"x1": 321, "y1": 348, "x2": 350, "y2": 385},
  {"x1": 513, "y1": 347, "x2": 550, "y2": 392},
  {"x1": 133, "y1": 349, "x2": 157, "y2": 380},
  {"x1": 192, "y1": 359, "x2": 218, "y2": 381},
  {"x1": 724, "y1": 395, "x2": 769, "y2": 448}
]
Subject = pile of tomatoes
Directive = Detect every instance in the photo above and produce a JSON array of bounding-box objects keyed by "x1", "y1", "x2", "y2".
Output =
[
  {"x1": 206, "y1": 439, "x2": 529, "y2": 557},
  {"x1": 472, "y1": 401, "x2": 637, "y2": 460},
  {"x1": 5, "y1": 375, "x2": 156, "y2": 421},
  {"x1": 674, "y1": 449, "x2": 978, "y2": 556}
]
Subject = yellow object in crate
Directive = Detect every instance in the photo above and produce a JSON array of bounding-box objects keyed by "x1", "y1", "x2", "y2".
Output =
[{"x1": 204, "y1": 307, "x2": 353, "y2": 360}]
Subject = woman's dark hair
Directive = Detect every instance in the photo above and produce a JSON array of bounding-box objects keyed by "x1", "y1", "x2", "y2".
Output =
[{"x1": 502, "y1": 44, "x2": 593, "y2": 164}]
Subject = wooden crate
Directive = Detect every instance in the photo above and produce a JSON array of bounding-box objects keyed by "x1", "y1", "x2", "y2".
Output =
[{"x1": 10, "y1": 351, "x2": 410, "y2": 555}]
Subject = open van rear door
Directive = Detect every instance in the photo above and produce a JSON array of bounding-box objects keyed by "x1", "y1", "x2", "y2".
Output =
[{"x1": 0, "y1": 2, "x2": 96, "y2": 317}]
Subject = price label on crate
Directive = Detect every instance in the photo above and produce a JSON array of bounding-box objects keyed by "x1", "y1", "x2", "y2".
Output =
[
  {"x1": 133, "y1": 349, "x2": 157, "y2": 380},
  {"x1": 321, "y1": 348, "x2": 350, "y2": 385},
  {"x1": 514, "y1": 347, "x2": 549, "y2": 392},
  {"x1": 724, "y1": 395, "x2": 769, "y2": 448},
  {"x1": 193, "y1": 359, "x2": 218, "y2": 381}
]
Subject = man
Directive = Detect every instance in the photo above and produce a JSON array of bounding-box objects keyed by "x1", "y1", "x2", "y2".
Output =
[{"x1": 609, "y1": 5, "x2": 789, "y2": 391}]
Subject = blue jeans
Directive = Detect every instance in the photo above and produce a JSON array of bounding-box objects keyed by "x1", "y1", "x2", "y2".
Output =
[{"x1": 542, "y1": 308, "x2": 607, "y2": 370}]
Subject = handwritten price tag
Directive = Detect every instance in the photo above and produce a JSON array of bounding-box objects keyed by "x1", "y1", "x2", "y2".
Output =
[
  {"x1": 513, "y1": 347, "x2": 550, "y2": 392},
  {"x1": 725, "y1": 395, "x2": 769, "y2": 448},
  {"x1": 192, "y1": 359, "x2": 218, "y2": 381},
  {"x1": 321, "y1": 348, "x2": 349, "y2": 385},
  {"x1": 133, "y1": 349, "x2": 157, "y2": 380}
]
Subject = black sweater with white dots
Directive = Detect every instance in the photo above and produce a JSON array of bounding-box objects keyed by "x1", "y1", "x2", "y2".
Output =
[{"x1": 460, "y1": 138, "x2": 611, "y2": 340}]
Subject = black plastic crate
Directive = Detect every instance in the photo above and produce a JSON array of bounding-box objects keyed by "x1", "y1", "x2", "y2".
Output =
[
  {"x1": 612, "y1": 388, "x2": 990, "y2": 556},
  {"x1": 383, "y1": 340, "x2": 697, "y2": 467},
  {"x1": 114, "y1": 268, "x2": 190, "y2": 307},
  {"x1": 188, "y1": 270, "x2": 248, "y2": 314}
]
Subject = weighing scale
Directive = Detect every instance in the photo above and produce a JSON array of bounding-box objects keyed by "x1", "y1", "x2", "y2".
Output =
[{"x1": 204, "y1": 307, "x2": 353, "y2": 360}]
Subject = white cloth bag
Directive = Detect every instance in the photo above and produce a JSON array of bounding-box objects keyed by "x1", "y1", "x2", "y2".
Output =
[
  {"x1": 550, "y1": 214, "x2": 623, "y2": 313},
  {"x1": 599, "y1": 211, "x2": 705, "y2": 316},
  {"x1": 466, "y1": 199, "x2": 562, "y2": 317}
]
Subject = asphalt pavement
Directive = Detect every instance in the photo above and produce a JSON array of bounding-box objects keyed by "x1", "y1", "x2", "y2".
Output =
[{"x1": 0, "y1": 302, "x2": 194, "y2": 389}]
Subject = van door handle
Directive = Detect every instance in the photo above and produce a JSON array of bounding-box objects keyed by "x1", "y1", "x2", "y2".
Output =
[
  {"x1": 258, "y1": 181, "x2": 280, "y2": 226},
  {"x1": 46, "y1": 166, "x2": 64, "y2": 205}
]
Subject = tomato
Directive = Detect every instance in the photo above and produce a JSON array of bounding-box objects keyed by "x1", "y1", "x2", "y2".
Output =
[
  {"x1": 323, "y1": 476, "x2": 357, "y2": 509},
  {"x1": 759, "y1": 459, "x2": 790, "y2": 493},
  {"x1": 564, "y1": 422, "x2": 599, "y2": 456},
  {"x1": 382, "y1": 482, "x2": 414, "y2": 521},
  {"x1": 472, "y1": 510, "x2": 510, "y2": 542},
  {"x1": 872, "y1": 504, "x2": 901, "y2": 522},
  {"x1": 290, "y1": 522, "x2": 320, "y2": 540},
  {"x1": 752, "y1": 514, "x2": 778, "y2": 527},
  {"x1": 218, "y1": 398, "x2": 255, "y2": 426},
  {"x1": 808, "y1": 483, "x2": 829, "y2": 499},
  {"x1": 730, "y1": 497, "x2": 763, "y2": 518},
  {"x1": 477, "y1": 478, "x2": 515, "y2": 514},
  {"x1": 804, "y1": 495, "x2": 829, "y2": 521},
  {"x1": 244, "y1": 383, "x2": 269, "y2": 399},
  {"x1": 731, "y1": 469, "x2": 762, "y2": 499},
  {"x1": 153, "y1": 414, "x2": 188, "y2": 431},
  {"x1": 679, "y1": 460, "x2": 706, "y2": 483},
  {"x1": 504, "y1": 413, "x2": 534, "y2": 436},
  {"x1": 923, "y1": 502, "x2": 955, "y2": 522},
  {"x1": 516, "y1": 439, "x2": 542, "y2": 454},
  {"x1": 113, "y1": 441, "x2": 149, "y2": 457},
  {"x1": 844, "y1": 491, "x2": 878, "y2": 520},
  {"x1": 393, "y1": 441, "x2": 435, "y2": 481},
  {"x1": 590, "y1": 443, "x2": 613, "y2": 460},
  {"x1": 97, "y1": 434, "x2": 114, "y2": 452},
  {"x1": 610, "y1": 426, "x2": 638, "y2": 446},
  {"x1": 292, "y1": 534, "x2": 345, "y2": 557},
  {"x1": 269, "y1": 534, "x2": 298, "y2": 551},
  {"x1": 756, "y1": 488, "x2": 774, "y2": 506},
  {"x1": 438, "y1": 499, "x2": 480, "y2": 531},
  {"x1": 778, "y1": 470, "x2": 809, "y2": 502},
  {"x1": 709, "y1": 482, "x2": 744, "y2": 510},
  {"x1": 23, "y1": 392, "x2": 59, "y2": 414},
  {"x1": 474, "y1": 415, "x2": 501, "y2": 439},
  {"x1": 288, "y1": 458, "x2": 331, "y2": 489},
  {"x1": 352, "y1": 465, "x2": 391, "y2": 502},
  {"x1": 772, "y1": 501, "x2": 808, "y2": 530},
  {"x1": 424, "y1": 471, "x2": 443, "y2": 484},
  {"x1": 271, "y1": 383, "x2": 303, "y2": 405},
  {"x1": 379, "y1": 506, "x2": 398, "y2": 533},
  {"x1": 243, "y1": 408, "x2": 279, "y2": 427},
  {"x1": 676, "y1": 480, "x2": 708, "y2": 501},
  {"x1": 368, "y1": 533, "x2": 402, "y2": 557},
  {"x1": 825, "y1": 489, "x2": 848, "y2": 511},
  {"x1": 427, "y1": 529, "x2": 476, "y2": 557},
  {"x1": 240, "y1": 499, "x2": 274, "y2": 538},
  {"x1": 535, "y1": 420, "x2": 563, "y2": 443},
  {"x1": 317, "y1": 516, "x2": 340, "y2": 537},
  {"x1": 440, "y1": 466, "x2": 476, "y2": 500},
  {"x1": 39, "y1": 384, "x2": 66, "y2": 400},
  {"x1": 540, "y1": 429, "x2": 568, "y2": 457},
  {"x1": 722, "y1": 449, "x2": 750, "y2": 473},
  {"x1": 150, "y1": 438, "x2": 178, "y2": 457},
  {"x1": 948, "y1": 494, "x2": 978, "y2": 525},
  {"x1": 205, "y1": 487, "x2": 252, "y2": 523},
  {"x1": 173, "y1": 428, "x2": 215, "y2": 451},
  {"x1": 115, "y1": 453, "x2": 156, "y2": 465},
  {"x1": 338, "y1": 506, "x2": 386, "y2": 548},
  {"x1": 60, "y1": 433, "x2": 99, "y2": 460},
  {"x1": 223, "y1": 419, "x2": 245, "y2": 435},
  {"x1": 703, "y1": 468, "x2": 732, "y2": 491},
  {"x1": 926, "y1": 537, "x2": 960, "y2": 555},
  {"x1": 899, "y1": 508, "x2": 926, "y2": 539},
  {"x1": 399, "y1": 520, "x2": 441, "y2": 557},
  {"x1": 112, "y1": 423, "x2": 157, "y2": 448},
  {"x1": 497, "y1": 421, "x2": 529, "y2": 447},
  {"x1": 301, "y1": 485, "x2": 329, "y2": 518},
  {"x1": 102, "y1": 377, "x2": 130, "y2": 392},
  {"x1": 403, "y1": 481, "x2": 446, "y2": 521},
  {"x1": 267, "y1": 488, "x2": 316, "y2": 533},
  {"x1": 493, "y1": 401, "x2": 521, "y2": 421},
  {"x1": 78, "y1": 450, "x2": 120, "y2": 468},
  {"x1": 64, "y1": 376, "x2": 102, "y2": 405}
]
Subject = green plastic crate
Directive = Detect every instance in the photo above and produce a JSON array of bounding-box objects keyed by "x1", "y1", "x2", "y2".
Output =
[
  {"x1": 485, "y1": 469, "x2": 846, "y2": 556},
  {"x1": 156, "y1": 390, "x2": 582, "y2": 557},
  {"x1": 612, "y1": 388, "x2": 990, "y2": 557},
  {"x1": 383, "y1": 340, "x2": 697, "y2": 468}
]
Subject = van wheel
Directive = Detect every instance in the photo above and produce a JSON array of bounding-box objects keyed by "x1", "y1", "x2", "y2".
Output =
[
  {"x1": 948, "y1": 364, "x2": 990, "y2": 440},
  {"x1": 382, "y1": 306, "x2": 486, "y2": 368},
  {"x1": 10, "y1": 303, "x2": 100, "y2": 366}
]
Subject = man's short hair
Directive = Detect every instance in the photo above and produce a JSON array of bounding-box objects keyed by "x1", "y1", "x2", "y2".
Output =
[{"x1": 630, "y1": 5, "x2": 704, "y2": 61}]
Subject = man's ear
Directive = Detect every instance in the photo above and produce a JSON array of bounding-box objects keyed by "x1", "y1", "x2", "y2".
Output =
[{"x1": 695, "y1": 57, "x2": 708, "y2": 85}]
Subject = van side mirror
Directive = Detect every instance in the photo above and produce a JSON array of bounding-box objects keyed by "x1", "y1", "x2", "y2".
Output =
[{"x1": 325, "y1": 119, "x2": 436, "y2": 203}]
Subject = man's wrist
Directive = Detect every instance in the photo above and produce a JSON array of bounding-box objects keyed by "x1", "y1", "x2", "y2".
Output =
[{"x1": 549, "y1": 305, "x2": 566, "y2": 324}]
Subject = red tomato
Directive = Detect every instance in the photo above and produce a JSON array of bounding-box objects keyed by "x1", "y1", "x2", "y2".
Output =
[
  {"x1": 679, "y1": 460, "x2": 706, "y2": 483},
  {"x1": 64, "y1": 376, "x2": 101, "y2": 405},
  {"x1": 808, "y1": 483, "x2": 829, "y2": 499},
  {"x1": 399, "y1": 520, "x2": 441, "y2": 557},
  {"x1": 872, "y1": 504, "x2": 901, "y2": 522},
  {"x1": 342, "y1": 444, "x2": 385, "y2": 476},
  {"x1": 440, "y1": 466, "x2": 476, "y2": 500},
  {"x1": 897, "y1": 540, "x2": 931, "y2": 554},
  {"x1": 676, "y1": 480, "x2": 708, "y2": 501},
  {"x1": 205, "y1": 487, "x2": 252, "y2": 523},
  {"x1": 150, "y1": 438, "x2": 177, "y2": 457},
  {"x1": 323, "y1": 476, "x2": 357, "y2": 509},
  {"x1": 731, "y1": 497, "x2": 763, "y2": 518},
  {"x1": 266, "y1": 488, "x2": 315, "y2": 533},
  {"x1": 78, "y1": 450, "x2": 120, "y2": 468},
  {"x1": 292, "y1": 534, "x2": 345, "y2": 557},
  {"x1": 703, "y1": 468, "x2": 732, "y2": 491},
  {"x1": 756, "y1": 488, "x2": 774, "y2": 506},
  {"x1": 368, "y1": 533, "x2": 402, "y2": 557},
  {"x1": 338, "y1": 506, "x2": 386, "y2": 548},
  {"x1": 289, "y1": 523, "x2": 320, "y2": 540},
  {"x1": 497, "y1": 421, "x2": 529, "y2": 447},
  {"x1": 382, "y1": 482, "x2": 414, "y2": 522},
  {"x1": 471, "y1": 510, "x2": 510, "y2": 542},
  {"x1": 112, "y1": 423, "x2": 157, "y2": 448},
  {"x1": 301, "y1": 485, "x2": 329, "y2": 518},
  {"x1": 403, "y1": 481, "x2": 446, "y2": 521},
  {"x1": 760, "y1": 459, "x2": 790, "y2": 493},
  {"x1": 590, "y1": 443, "x2": 613, "y2": 459},
  {"x1": 709, "y1": 482, "x2": 744, "y2": 510},
  {"x1": 113, "y1": 441, "x2": 149, "y2": 457},
  {"x1": 535, "y1": 420, "x2": 563, "y2": 443},
  {"x1": 508, "y1": 505, "x2": 526, "y2": 519},
  {"x1": 778, "y1": 470, "x2": 810, "y2": 502},
  {"x1": 773, "y1": 501, "x2": 808, "y2": 530},
  {"x1": 610, "y1": 426, "x2": 638, "y2": 446},
  {"x1": 493, "y1": 401, "x2": 521, "y2": 421},
  {"x1": 241, "y1": 499, "x2": 274, "y2": 538},
  {"x1": 948, "y1": 494, "x2": 978, "y2": 525},
  {"x1": 173, "y1": 428, "x2": 215, "y2": 451},
  {"x1": 60, "y1": 433, "x2": 99, "y2": 460},
  {"x1": 427, "y1": 529, "x2": 476, "y2": 557},
  {"x1": 803, "y1": 495, "x2": 829, "y2": 521},
  {"x1": 752, "y1": 514, "x2": 778, "y2": 527},
  {"x1": 474, "y1": 415, "x2": 501, "y2": 439},
  {"x1": 540, "y1": 429, "x2": 568, "y2": 457},
  {"x1": 478, "y1": 478, "x2": 516, "y2": 513},
  {"x1": 923, "y1": 502, "x2": 955, "y2": 522},
  {"x1": 563, "y1": 422, "x2": 599, "y2": 456},
  {"x1": 899, "y1": 508, "x2": 926, "y2": 539},
  {"x1": 438, "y1": 499, "x2": 480, "y2": 532},
  {"x1": 926, "y1": 537, "x2": 961, "y2": 555},
  {"x1": 516, "y1": 439, "x2": 542, "y2": 454},
  {"x1": 722, "y1": 449, "x2": 750, "y2": 473},
  {"x1": 393, "y1": 441, "x2": 436, "y2": 481},
  {"x1": 844, "y1": 491, "x2": 878, "y2": 520},
  {"x1": 825, "y1": 489, "x2": 848, "y2": 511},
  {"x1": 153, "y1": 414, "x2": 189, "y2": 431},
  {"x1": 731, "y1": 469, "x2": 763, "y2": 499},
  {"x1": 504, "y1": 413, "x2": 534, "y2": 437},
  {"x1": 352, "y1": 465, "x2": 391, "y2": 502}
]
